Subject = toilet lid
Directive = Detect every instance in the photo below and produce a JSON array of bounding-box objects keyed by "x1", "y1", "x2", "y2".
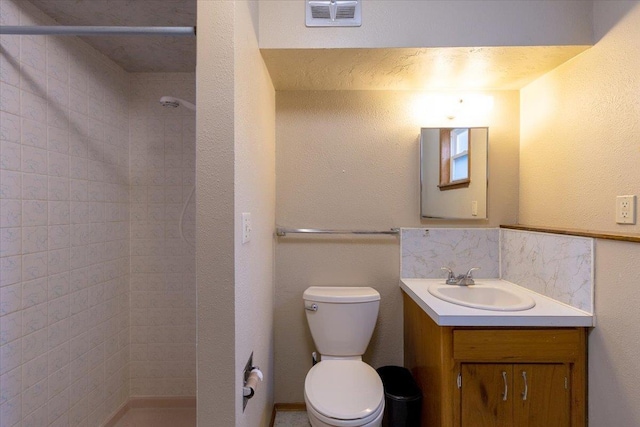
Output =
[{"x1": 305, "y1": 360, "x2": 384, "y2": 421}]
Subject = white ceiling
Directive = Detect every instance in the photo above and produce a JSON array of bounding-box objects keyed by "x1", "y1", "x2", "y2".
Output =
[
  {"x1": 28, "y1": 0, "x2": 590, "y2": 90},
  {"x1": 29, "y1": 0, "x2": 196, "y2": 72}
]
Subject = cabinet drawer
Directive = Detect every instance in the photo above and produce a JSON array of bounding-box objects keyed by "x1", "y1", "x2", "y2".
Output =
[{"x1": 453, "y1": 329, "x2": 583, "y2": 362}]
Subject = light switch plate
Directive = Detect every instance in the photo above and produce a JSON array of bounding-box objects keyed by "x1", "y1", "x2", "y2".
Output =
[{"x1": 242, "y1": 212, "x2": 252, "y2": 243}]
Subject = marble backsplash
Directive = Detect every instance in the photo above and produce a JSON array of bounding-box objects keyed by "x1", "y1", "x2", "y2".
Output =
[
  {"x1": 501, "y1": 229, "x2": 593, "y2": 313},
  {"x1": 400, "y1": 227, "x2": 594, "y2": 313},
  {"x1": 401, "y1": 228, "x2": 500, "y2": 279}
]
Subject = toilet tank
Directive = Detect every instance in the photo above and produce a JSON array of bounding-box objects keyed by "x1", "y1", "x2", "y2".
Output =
[{"x1": 303, "y1": 286, "x2": 380, "y2": 357}]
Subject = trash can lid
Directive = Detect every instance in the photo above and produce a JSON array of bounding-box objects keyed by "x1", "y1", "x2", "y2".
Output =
[{"x1": 376, "y1": 366, "x2": 422, "y2": 401}]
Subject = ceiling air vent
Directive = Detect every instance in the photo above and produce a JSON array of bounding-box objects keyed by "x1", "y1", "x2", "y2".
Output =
[{"x1": 306, "y1": 0, "x2": 362, "y2": 27}]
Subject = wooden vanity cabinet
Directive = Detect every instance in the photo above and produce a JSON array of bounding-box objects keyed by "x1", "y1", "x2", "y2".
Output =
[
  {"x1": 460, "y1": 363, "x2": 570, "y2": 427},
  {"x1": 403, "y1": 292, "x2": 587, "y2": 427}
]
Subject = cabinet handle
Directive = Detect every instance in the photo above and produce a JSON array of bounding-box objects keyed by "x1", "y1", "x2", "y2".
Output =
[
  {"x1": 521, "y1": 371, "x2": 528, "y2": 401},
  {"x1": 501, "y1": 371, "x2": 508, "y2": 401}
]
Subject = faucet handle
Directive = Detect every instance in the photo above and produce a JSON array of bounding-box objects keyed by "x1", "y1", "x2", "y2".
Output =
[
  {"x1": 465, "y1": 267, "x2": 481, "y2": 278},
  {"x1": 441, "y1": 266, "x2": 455, "y2": 277},
  {"x1": 441, "y1": 267, "x2": 458, "y2": 284}
]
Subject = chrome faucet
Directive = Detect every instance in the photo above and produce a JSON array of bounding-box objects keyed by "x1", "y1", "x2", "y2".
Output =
[
  {"x1": 441, "y1": 267, "x2": 459, "y2": 285},
  {"x1": 458, "y1": 267, "x2": 481, "y2": 286},
  {"x1": 441, "y1": 267, "x2": 481, "y2": 286}
]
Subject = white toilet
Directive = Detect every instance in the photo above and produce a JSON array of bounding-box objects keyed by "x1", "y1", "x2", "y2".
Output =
[{"x1": 303, "y1": 286, "x2": 385, "y2": 427}]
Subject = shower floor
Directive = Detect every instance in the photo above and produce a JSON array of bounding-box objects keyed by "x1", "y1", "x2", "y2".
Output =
[
  {"x1": 110, "y1": 406, "x2": 309, "y2": 426},
  {"x1": 112, "y1": 408, "x2": 196, "y2": 427}
]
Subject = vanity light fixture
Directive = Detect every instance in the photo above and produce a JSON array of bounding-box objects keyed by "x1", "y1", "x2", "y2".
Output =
[
  {"x1": 446, "y1": 99, "x2": 465, "y2": 120},
  {"x1": 413, "y1": 94, "x2": 494, "y2": 126}
]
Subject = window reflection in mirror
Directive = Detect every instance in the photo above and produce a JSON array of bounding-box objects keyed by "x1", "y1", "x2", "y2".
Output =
[
  {"x1": 421, "y1": 127, "x2": 488, "y2": 219},
  {"x1": 439, "y1": 128, "x2": 470, "y2": 189}
]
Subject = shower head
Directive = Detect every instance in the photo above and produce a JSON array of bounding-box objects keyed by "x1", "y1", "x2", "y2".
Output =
[
  {"x1": 160, "y1": 97, "x2": 180, "y2": 108},
  {"x1": 160, "y1": 96, "x2": 196, "y2": 112}
]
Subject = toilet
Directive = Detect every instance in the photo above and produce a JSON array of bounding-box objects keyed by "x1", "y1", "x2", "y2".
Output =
[{"x1": 303, "y1": 286, "x2": 385, "y2": 427}]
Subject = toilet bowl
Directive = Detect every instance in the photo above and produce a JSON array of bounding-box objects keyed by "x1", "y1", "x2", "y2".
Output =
[
  {"x1": 304, "y1": 360, "x2": 384, "y2": 427},
  {"x1": 303, "y1": 287, "x2": 384, "y2": 427}
]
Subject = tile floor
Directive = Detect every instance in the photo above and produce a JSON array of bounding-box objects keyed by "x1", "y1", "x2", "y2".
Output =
[
  {"x1": 273, "y1": 410, "x2": 311, "y2": 427},
  {"x1": 112, "y1": 408, "x2": 197, "y2": 427}
]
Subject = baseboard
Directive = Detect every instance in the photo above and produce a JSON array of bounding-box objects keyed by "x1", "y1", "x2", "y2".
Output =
[
  {"x1": 102, "y1": 396, "x2": 197, "y2": 427},
  {"x1": 270, "y1": 403, "x2": 307, "y2": 427},
  {"x1": 275, "y1": 402, "x2": 307, "y2": 411}
]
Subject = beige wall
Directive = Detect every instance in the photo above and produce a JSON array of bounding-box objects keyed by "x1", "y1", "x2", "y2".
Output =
[
  {"x1": 259, "y1": 0, "x2": 593, "y2": 49},
  {"x1": 520, "y1": 1, "x2": 640, "y2": 424},
  {"x1": 520, "y1": 3, "x2": 640, "y2": 233},
  {"x1": 234, "y1": 1, "x2": 276, "y2": 426},
  {"x1": 196, "y1": 1, "x2": 276, "y2": 425},
  {"x1": 274, "y1": 90, "x2": 519, "y2": 402},
  {"x1": 196, "y1": 1, "x2": 236, "y2": 425},
  {"x1": 591, "y1": 240, "x2": 640, "y2": 426}
]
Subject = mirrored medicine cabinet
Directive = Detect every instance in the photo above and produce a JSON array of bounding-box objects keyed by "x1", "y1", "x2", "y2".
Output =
[{"x1": 420, "y1": 127, "x2": 488, "y2": 219}]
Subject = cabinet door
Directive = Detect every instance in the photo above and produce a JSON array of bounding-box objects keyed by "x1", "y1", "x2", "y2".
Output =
[
  {"x1": 461, "y1": 364, "x2": 513, "y2": 427},
  {"x1": 514, "y1": 364, "x2": 570, "y2": 427}
]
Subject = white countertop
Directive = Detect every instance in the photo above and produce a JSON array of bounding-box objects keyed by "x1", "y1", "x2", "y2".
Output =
[{"x1": 400, "y1": 278, "x2": 594, "y2": 327}]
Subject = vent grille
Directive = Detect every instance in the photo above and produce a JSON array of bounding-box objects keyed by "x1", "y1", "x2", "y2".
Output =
[
  {"x1": 336, "y1": 5, "x2": 356, "y2": 19},
  {"x1": 310, "y1": 5, "x2": 331, "y2": 19},
  {"x1": 306, "y1": 0, "x2": 361, "y2": 27}
]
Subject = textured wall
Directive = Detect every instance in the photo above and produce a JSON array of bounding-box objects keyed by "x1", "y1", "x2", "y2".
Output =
[
  {"x1": 259, "y1": 0, "x2": 593, "y2": 49},
  {"x1": 519, "y1": 1, "x2": 640, "y2": 424},
  {"x1": 590, "y1": 240, "x2": 640, "y2": 426},
  {"x1": 233, "y1": 1, "x2": 276, "y2": 426},
  {"x1": 195, "y1": 1, "x2": 237, "y2": 425},
  {"x1": 196, "y1": 2, "x2": 276, "y2": 425},
  {"x1": 0, "y1": 0, "x2": 130, "y2": 425},
  {"x1": 520, "y1": 5, "x2": 640, "y2": 233},
  {"x1": 128, "y1": 73, "x2": 196, "y2": 397},
  {"x1": 274, "y1": 90, "x2": 519, "y2": 402}
]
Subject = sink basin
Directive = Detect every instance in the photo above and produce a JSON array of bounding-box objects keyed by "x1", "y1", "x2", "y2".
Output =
[{"x1": 428, "y1": 283, "x2": 536, "y2": 311}]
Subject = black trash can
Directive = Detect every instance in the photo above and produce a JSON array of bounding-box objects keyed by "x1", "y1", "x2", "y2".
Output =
[{"x1": 376, "y1": 366, "x2": 422, "y2": 427}]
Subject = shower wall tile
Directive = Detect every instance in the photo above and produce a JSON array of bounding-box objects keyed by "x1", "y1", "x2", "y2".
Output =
[
  {"x1": 128, "y1": 73, "x2": 196, "y2": 397},
  {"x1": 401, "y1": 228, "x2": 500, "y2": 279},
  {"x1": 0, "y1": 0, "x2": 130, "y2": 426},
  {"x1": 501, "y1": 229, "x2": 593, "y2": 313}
]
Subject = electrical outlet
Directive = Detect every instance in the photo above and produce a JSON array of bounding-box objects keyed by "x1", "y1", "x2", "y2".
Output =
[{"x1": 616, "y1": 195, "x2": 636, "y2": 224}]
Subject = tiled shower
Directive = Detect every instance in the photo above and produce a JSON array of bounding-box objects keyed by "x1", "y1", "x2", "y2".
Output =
[
  {"x1": 0, "y1": 1, "x2": 196, "y2": 426},
  {"x1": 128, "y1": 73, "x2": 196, "y2": 398}
]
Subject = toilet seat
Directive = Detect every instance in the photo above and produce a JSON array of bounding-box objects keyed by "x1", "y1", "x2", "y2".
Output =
[
  {"x1": 304, "y1": 360, "x2": 384, "y2": 426},
  {"x1": 305, "y1": 398, "x2": 384, "y2": 427}
]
